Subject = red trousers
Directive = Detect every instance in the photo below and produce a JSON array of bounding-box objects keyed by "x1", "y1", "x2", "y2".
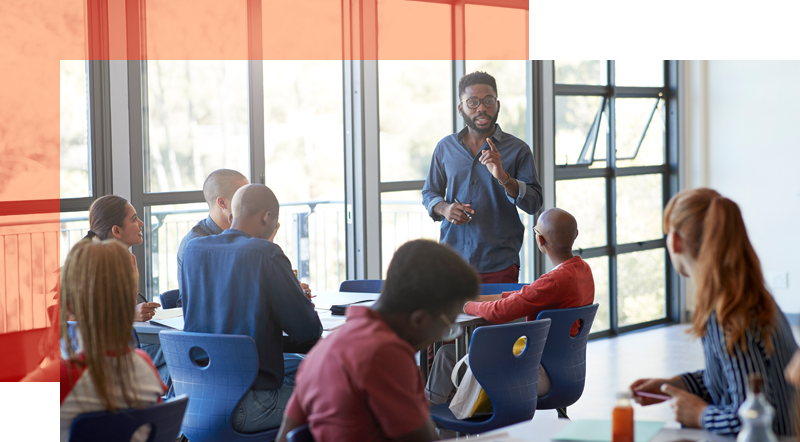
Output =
[{"x1": 427, "y1": 264, "x2": 519, "y2": 370}]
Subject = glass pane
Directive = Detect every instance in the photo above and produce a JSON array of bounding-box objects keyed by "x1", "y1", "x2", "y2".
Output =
[
  {"x1": 555, "y1": 178, "x2": 606, "y2": 250},
  {"x1": 147, "y1": 203, "x2": 209, "y2": 296},
  {"x1": 378, "y1": 0, "x2": 451, "y2": 59},
  {"x1": 60, "y1": 60, "x2": 90, "y2": 198},
  {"x1": 615, "y1": 98, "x2": 665, "y2": 167},
  {"x1": 617, "y1": 248, "x2": 666, "y2": 327},
  {"x1": 466, "y1": 61, "x2": 528, "y2": 143},
  {"x1": 465, "y1": 5, "x2": 527, "y2": 60},
  {"x1": 263, "y1": 61, "x2": 344, "y2": 203},
  {"x1": 616, "y1": 174, "x2": 663, "y2": 244},
  {"x1": 555, "y1": 96, "x2": 607, "y2": 167},
  {"x1": 60, "y1": 211, "x2": 90, "y2": 265},
  {"x1": 380, "y1": 190, "x2": 440, "y2": 277},
  {"x1": 145, "y1": 61, "x2": 250, "y2": 192},
  {"x1": 583, "y1": 256, "x2": 609, "y2": 332},
  {"x1": 378, "y1": 61, "x2": 452, "y2": 182},
  {"x1": 614, "y1": 60, "x2": 664, "y2": 87},
  {"x1": 555, "y1": 60, "x2": 606, "y2": 85}
]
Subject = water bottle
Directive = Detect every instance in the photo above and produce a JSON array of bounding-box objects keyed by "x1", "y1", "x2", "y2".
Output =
[{"x1": 736, "y1": 373, "x2": 778, "y2": 442}]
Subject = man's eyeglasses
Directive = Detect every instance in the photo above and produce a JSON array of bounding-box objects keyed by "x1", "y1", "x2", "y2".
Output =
[
  {"x1": 440, "y1": 313, "x2": 463, "y2": 341},
  {"x1": 532, "y1": 226, "x2": 542, "y2": 236},
  {"x1": 461, "y1": 96, "x2": 498, "y2": 109}
]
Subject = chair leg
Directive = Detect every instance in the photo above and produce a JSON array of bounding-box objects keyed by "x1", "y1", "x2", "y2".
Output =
[{"x1": 556, "y1": 407, "x2": 569, "y2": 419}]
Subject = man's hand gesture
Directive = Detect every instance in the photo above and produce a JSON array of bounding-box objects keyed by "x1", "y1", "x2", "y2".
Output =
[{"x1": 479, "y1": 138, "x2": 505, "y2": 181}]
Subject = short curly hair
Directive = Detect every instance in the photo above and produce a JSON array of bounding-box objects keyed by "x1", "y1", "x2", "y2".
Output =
[{"x1": 458, "y1": 71, "x2": 497, "y2": 99}]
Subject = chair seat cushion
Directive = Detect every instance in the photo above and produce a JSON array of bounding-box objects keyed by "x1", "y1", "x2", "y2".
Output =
[{"x1": 429, "y1": 403, "x2": 492, "y2": 432}]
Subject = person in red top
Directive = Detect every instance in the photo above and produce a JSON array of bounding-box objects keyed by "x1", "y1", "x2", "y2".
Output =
[
  {"x1": 276, "y1": 240, "x2": 480, "y2": 442},
  {"x1": 426, "y1": 208, "x2": 595, "y2": 404}
]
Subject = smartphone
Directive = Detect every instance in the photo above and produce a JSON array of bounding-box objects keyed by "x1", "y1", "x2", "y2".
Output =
[{"x1": 453, "y1": 197, "x2": 472, "y2": 220}]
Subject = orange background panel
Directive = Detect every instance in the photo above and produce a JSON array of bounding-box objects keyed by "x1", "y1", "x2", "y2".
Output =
[
  {"x1": 262, "y1": 0, "x2": 344, "y2": 60},
  {"x1": 466, "y1": 4, "x2": 527, "y2": 60},
  {"x1": 378, "y1": 0, "x2": 452, "y2": 60}
]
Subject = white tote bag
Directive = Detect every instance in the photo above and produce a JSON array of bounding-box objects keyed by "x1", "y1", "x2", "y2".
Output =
[{"x1": 448, "y1": 354, "x2": 493, "y2": 420}]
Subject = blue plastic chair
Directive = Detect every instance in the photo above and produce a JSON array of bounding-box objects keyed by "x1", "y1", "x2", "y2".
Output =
[
  {"x1": 339, "y1": 279, "x2": 383, "y2": 293},
  {"x1": 286, "y1": 424, "x2": 315, "y2": 442},
  {"x1": 535, "y1": 303, "x2": 599, "y2": 418},
  {"x1": 159, "y1": 331, "x2": 280, "y2": 442},
  {"x1": 429, "y1": 319, "x2": 551, "y2": 434},
  {"x1": 63, "y1": 321, "x2": 140, "y2": 358},
  {"x1": 160, "y1": 289, "x2": 180, "y2": 309},
  {"x1": 480, "y1": 283, "x2": 526, "y2": 296},
  {"x1": 68, "y1": 394, "x2": 189, "y2": 442}
]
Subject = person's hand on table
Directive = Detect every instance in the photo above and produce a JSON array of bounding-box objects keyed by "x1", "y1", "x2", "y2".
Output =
[
  {"x1": 661, "y1": 384, "x2": 707, "y2": 429},
  {"x1": 300, "y1": 282, "x2": 315, "y2": 307},
  {"x1": 629, "y1": 377, "x2": 685, "y2": 405},
  {"x1": 134, "y1": 302, "x2": 161, "y2": 322}
]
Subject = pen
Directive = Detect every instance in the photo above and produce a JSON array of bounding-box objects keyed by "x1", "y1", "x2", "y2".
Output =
[{"x1": 453, "y1": 197, "x2": 472, "y2": 220}]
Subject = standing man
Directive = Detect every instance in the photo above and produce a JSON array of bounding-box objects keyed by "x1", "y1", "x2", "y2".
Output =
[{"x1": 422, "y1": 71, "x2": 543, "y2": 283}]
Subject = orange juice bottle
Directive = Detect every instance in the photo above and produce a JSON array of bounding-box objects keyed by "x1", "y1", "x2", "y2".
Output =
[{"x1": 612, "y1": 392, "x2": 634, "y2": 442}]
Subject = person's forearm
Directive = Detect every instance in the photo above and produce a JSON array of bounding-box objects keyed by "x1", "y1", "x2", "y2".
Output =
[
  {"x1": 433, "y1": 201, "x2": 447, "y2": 217},
  {"x1": 502, "y1": 175, "x2": 519, "y2": 198}
]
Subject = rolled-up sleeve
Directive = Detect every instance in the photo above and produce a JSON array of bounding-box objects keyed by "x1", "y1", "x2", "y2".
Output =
[
  {"x1": 422, "y1": 145, "x2": 446, "y2": 221},
  {"x1": 508, "y1": 147, "x2": 542, "y2": 214}
]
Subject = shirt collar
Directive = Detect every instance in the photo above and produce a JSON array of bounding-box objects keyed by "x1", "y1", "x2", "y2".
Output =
[
  {"x1": 205, "y1": 215, "x2": 224, "y2": 235},
  {"x1": 457, "y1": 124, "x2": 504, "y2": 144}
]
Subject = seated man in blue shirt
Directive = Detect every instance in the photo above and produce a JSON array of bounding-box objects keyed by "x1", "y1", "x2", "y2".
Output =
[
  {"x1": 181, "y1": 183, "x2": 323, "y2": 434},
  {"x1": 176, "y1": 169, "x2": 248, "y2": 305}
]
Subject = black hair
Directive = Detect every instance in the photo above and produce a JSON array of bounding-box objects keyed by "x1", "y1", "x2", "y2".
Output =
[
  {"x1": 380, "y1": 240, "x2": 479, "y2": 314},
  {"x1": 85, "y1": 195, "x2": 129, "y2": 241},
  {"x1": 458, "y1": 71, "x2": 498, "y2": 99}
]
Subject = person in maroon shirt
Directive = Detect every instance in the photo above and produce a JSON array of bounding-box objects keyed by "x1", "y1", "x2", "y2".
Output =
[
  {"x1": 426, "y1": 208, "x2": 595, "y2": 404},
  {"x1": 276, "y1": 240, "x2": 480, "y2": 442}
]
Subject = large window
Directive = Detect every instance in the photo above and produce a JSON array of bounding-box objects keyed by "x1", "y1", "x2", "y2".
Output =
[{"x1": 552, "y1": 60, "x2": 675, "y2": 334}]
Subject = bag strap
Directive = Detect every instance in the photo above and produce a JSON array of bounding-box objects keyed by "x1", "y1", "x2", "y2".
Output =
[{"x1": 450, "y1": 353, "x2": 470, "y2": 388}]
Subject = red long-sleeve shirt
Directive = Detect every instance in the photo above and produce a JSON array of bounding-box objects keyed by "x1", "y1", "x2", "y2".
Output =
[{"x1": 465, "y1": 256, "x2": 595, "y2": 334}]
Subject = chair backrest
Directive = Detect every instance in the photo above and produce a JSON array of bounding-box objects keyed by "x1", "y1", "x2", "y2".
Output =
[
  {"x1": 339, "y1": 279, "x2": 383, "y2": 293},
  {"x1": 160, "y1": 289, "x2": 180, "y2": 309},
  {"x1": 534, "y1": 303, "x2": 599, "y2": 410},
  {"x1": 468, "y1": 318, "x2": 551, "y2": 432},
  {"x1": 287, "y1": 424, "x2": 315, "y2": 442},
  {"x1": 159, "y1": 331, "x2": 266, "y2": 442},
  {"x1": 63, "y1": 321, "x2": 141, "y2": 359},
  {"x1": 68, "y1": 394, "x2": 189, "y2": 442},
  {"x1": 480, "y1": 283, "x2": 526, "y2": 296}
]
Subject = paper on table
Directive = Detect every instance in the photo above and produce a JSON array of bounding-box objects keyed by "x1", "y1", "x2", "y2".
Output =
[
  {"x1": 150, "y1": 316, "x2": 185, "y2": 330},
  {"x1": 439, "y1": 432, "x2": 521, "y2": 442},
  {"x1": 320, "y1": 316, "x2": 346, "y2": 331},
  {"x1": 152, "y1": 307, "x2": 183, "y2": 321},
  {"x1": 552, "y1": 420, "x2": 665, "y2": 442}
]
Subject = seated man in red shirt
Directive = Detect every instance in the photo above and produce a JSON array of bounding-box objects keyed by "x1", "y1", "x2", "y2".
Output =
[
  {"x1": 276, "y1": 240, "x2": 480, "y2": 442},
  {"x1": 426, "y1": 208, "x2": 595, "y2": 404}
]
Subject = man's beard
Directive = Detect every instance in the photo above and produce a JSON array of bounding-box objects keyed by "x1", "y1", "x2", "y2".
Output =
[{"x1": 462, "y1": 111, "x2": 498, "y2": 134}]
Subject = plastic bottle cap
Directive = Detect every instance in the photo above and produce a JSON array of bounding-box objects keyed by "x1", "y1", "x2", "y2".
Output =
[{"x1": 617, "y1": 392, "x2": 633, "y2": 399}]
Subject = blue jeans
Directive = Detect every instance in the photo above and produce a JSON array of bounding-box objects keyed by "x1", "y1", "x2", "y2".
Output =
[{"x1": 232, "y1": 354, "x2": 304, "y2": 433}]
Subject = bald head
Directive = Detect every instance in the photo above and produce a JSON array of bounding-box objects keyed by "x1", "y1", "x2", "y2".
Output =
[
  {"x1": 231, "y1": 184, "x2": 279, "y2": 219},
  {"x1": 203, "y1": 169, "x2": 248, "y2": 208},
  {"x1": 536, "y1": 208, "x2": 578, "y2": 255}
]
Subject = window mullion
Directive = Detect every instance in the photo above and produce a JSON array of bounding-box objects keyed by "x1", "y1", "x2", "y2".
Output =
[{"x1": 607, "y1": 60, "x2": 619, "y2": 335}]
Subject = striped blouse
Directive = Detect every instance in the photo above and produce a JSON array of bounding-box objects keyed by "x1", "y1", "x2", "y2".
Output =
[{"x1": 679, "y1": 309, "x2": 798, "y2": 436}]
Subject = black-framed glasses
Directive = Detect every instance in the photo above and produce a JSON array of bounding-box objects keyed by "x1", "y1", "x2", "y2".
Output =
[{"x1": 461, "y1": 96, "x2": 498, "y2": 109}]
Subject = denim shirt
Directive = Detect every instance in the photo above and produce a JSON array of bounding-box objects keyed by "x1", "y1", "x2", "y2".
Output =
[
  {"x1": 181, "y1": 229, "x2": 322, "y2": 390},
  {"x1": 421, "y1": 125, "x2": 542, "y2": 273}
]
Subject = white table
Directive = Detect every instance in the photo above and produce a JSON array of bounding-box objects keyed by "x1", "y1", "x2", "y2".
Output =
[{"x1": 133, "y1": 290, "x2": 485, "y2": 380}]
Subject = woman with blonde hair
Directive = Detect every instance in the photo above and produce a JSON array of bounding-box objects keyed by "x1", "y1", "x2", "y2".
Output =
[
  {"x1": 59, "y1": 239, "x2": 166, "y2": 441},
  {"x1": 631, "y1": 188, "x2": 797, "y2": 436}
]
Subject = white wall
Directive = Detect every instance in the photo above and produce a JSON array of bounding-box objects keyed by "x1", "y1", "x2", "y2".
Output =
[{"x1": 685, "y1": 60, "x2": 800, "y2": 313}]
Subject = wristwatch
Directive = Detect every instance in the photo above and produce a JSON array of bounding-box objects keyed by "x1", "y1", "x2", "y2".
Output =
[{"x1": 498, "y1": 171, "x2": 512, "y2": 186}]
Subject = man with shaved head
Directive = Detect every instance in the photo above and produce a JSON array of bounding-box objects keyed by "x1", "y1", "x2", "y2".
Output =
[
  {"x1": 181, "y1": 184, "x2": 323, "y2": 434},
  {"x1": 426, "y1": 208, "x2": 595, "y2": 405},
  {"x1": 176, "y1": 169, "x2": 248, "y2": 296}
]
